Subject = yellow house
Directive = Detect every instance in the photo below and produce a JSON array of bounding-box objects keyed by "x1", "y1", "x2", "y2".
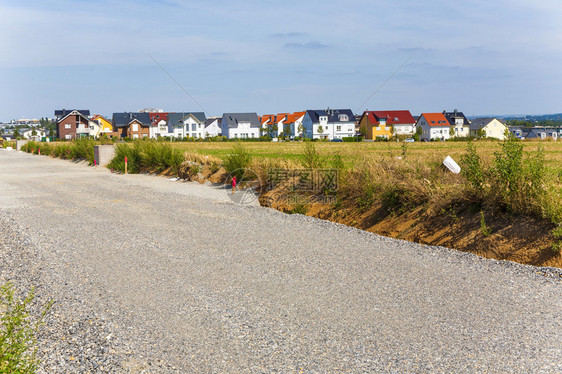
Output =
[
  {"x1": 359, "y1": 111, "x2": 392, "y2": 139},
  {"x1": 359, "y1": 110, "x2": 416, "y2": 140},
  {"x1": 92, "y1": 115, "x2": 117, "y2": 138},
  {"x1": 469, "y1": 118, "x2": 509, "y2": 140}
]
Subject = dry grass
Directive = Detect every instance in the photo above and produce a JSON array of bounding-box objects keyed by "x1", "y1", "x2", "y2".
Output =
[{"x1": 167, "y1": 140, "x2": 562, "y2": 174}]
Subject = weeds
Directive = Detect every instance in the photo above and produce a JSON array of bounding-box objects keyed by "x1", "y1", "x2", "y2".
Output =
[
  {"x1": 551, "y1": 226, "x2": 562, "y2": 255},
  {"x1": 223, "y1": 142, "x2": 252, "y2": 180},
  {"x1": 460, "y1": 141, "x2": 484, "y2": 192},
  {"x1": 480, "y1": 211, "x2": 492, "y2": 236},
  {"x1": 289, "y1": 203, "x2": 308, "y2": 215},
  {"x1": 301, "y1": 141, "x2": 323, "y2": 169},
  {"x1": 107, "y1": 141, "x2": 184, "y2": 174},
  {"x1": 460, "y1": 136, "x2": 552, "y2": 221},
  {"x1": 0, "y1": 283, "x2": 52, "y2": 373}
]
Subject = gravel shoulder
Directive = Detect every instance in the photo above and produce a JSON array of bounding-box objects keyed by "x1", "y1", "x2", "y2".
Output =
[{"x1": 1, "y1": 149, "x2": 561, "y2": 373}]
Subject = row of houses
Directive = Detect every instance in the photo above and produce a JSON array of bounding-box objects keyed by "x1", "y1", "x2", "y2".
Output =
[{"x1": 5, "y1": 108, "x2": 556, "y2": 142}]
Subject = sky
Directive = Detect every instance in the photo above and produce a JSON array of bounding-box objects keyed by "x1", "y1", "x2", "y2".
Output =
[{"x1": 1, "y1": 0, "x2": 561, "y2": 121}]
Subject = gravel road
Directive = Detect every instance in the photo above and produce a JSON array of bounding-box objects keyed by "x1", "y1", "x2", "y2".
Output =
[{"x1": 1, "y1": 149, "x2": 561, "y2": 373}]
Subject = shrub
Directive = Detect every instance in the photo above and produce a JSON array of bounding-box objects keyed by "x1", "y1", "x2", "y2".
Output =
[
  {"x1": 0, "y1": 283, "x2": 52, "y2": 373},
  {"x1": 460, "y1": 141, "x2": 484, "y2": 192},
  {"x1": 223, "y1": 142, "x2": 252, "y2": 180},
  {"x1": 301, "y1": 141, "x2": 323, "y2": 169},
  {"x1": 290, "y1": 203, "x2": 308, "y2": 215},
  {"x1": 68, "y1": 138, "x2": 95, "y2": 164},
  {"x1": 480, "y1": 211, "x2": 492, "y2": 236}
]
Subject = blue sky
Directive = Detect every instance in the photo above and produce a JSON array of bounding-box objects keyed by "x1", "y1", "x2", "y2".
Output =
[{"x1": 1, "y1": 0, "x2": 561, "y2": 121}]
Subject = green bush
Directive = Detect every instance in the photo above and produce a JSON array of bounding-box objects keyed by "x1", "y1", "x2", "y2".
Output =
[
  {"x1": 460, "y1": 141, "x2": 484, "y2": 192},
  {"x1": 480, "y1": 211, "x2": 492, "y2": 236},
  {"x1": 301, "y1": 141, "x2": 323, "y2": 169},
  {"x1": 223, "y1": 142, "x2": 252, "y2": 180},
  {"x1": 69, "y1": 138, "x2": 95, "y2": 164},
  {"x1": 0, "y1": 283, "x2": 52, "y2": 373},
  {"x1": 460, "y1": 135, "x2": 551, "y2": 220},
  {"x1": 107, "y1": 141, "x2": 184, "y2": 174}
]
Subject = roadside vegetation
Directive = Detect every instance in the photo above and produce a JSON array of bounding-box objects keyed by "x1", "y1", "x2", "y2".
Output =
[
  {"x1": 0, "y1": 283, "x2": 52, "y2": 373},
  {"x1": 21, "y1": 139, "x2": 95, "y2": 165},
  {"x1": 107, "y1": 141, "x2": 184, "y2": 174}
]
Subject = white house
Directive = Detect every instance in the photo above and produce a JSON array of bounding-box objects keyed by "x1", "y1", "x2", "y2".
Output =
[
  {"x1": 469, "y1": 118, "x2": 509, "y2": 140},
  {"x1": 221, "y1": 113, "x2": 261, "y2": 139},
  {"x1": 443, "y1": 110, "x2": 470, "y2": 138},
  {"x1": 167, "y1": 112, "x2": 207, "y2": 139},
  {"x1": 302, "y1": 109, "x2": 356, "y2": 140},
  {"x1": 21, "y1": 128, "x2": 46, "y2": 141},
  {"x1": 417, "y1": 113, "x2": 451, "y2": 141},
  {"x1": 204, "y1": 117, "x2": 222, "y2": 137}
]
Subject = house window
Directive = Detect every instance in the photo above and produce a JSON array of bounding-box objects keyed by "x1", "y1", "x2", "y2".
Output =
[
  {"x1": 65, "y1": 124, "x2": 71, "y2": 129},
  {"x1": 319, "y1": 116, "x2": 327, "y2": 122},
  {"x1": 159, "y1": 124, "x2": 167, "y2": 132},
  {"x1": 338, "y1": 114, "x2": 348, "y2": 121},
  {"x1": 65, "y1": 134, "x2": 71, "y2": 140},
  {"x1": 132, "y1": 123, "x2": 139, "y2": 131},
  {"x1": 336, "y1": 125, "x2": 341, "y2": 131},
  {"x1": 133, "y1": 134, "x2": 139, "y2": 139},
  {"x1": 192, "y1": 124, "x2": 197, "y2": 131}
]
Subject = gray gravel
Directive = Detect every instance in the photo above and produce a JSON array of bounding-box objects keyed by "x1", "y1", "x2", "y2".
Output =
[{"x1": 1, "y1": 149, "x2": 561, "y2": 373}]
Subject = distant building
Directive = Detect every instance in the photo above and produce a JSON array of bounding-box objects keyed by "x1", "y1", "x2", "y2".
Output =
[
  {"x1": 221, "y1": 113, "x2": 261, "y2": 139},
  {"x1": 416, "y1": 113, "x2": 451, "y2": 141},
  {"x1": 443, "y1": 110, "x2": 470, "y2": 138},
  {"x1": 526, "y1": 127, "x2": 562, "y2": 140},
  {"x1": 302, "y1": 109, "x2": 355, "y2": 140},
  {"x1": 55, "y1": 109, "x2": 91, "y2": 140},
  {"x1": 203, "y1": 117, "x2": 222, "y2": 138},
  {"x1": 359, "y1": 110, "x2": 416, "y2": 140},
  {"x1": 112, "y1": 112, "x2": 151, "y2": 139},
  {"x1": 469, "y1": 118, "x2": 509, "y2": 140},
  {"x1": 167, "y1": 112, "x2": 207, "y2": 139}
]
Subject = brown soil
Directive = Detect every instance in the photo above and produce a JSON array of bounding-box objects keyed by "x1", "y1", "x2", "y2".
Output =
[{"x1": 260, "y1": 188, "x2": 562, "y2": 269}]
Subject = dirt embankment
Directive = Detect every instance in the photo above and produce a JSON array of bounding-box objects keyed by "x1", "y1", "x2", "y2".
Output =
[{"x1": 260, "y1": 187, "x2": 562, "y2": 269}]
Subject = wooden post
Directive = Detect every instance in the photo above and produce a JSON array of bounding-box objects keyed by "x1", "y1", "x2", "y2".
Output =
[{"x1": 125, "y1": 156, "x2": 128, "y2": 174}]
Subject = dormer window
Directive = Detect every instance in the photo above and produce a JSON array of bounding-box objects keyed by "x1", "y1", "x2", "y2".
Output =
[
  {"x1": 338, "y1": 114, "x2": 348, "y2": 121},
  {"x1": 319, "y1": 116, "x2": 328, "y2": 122}
]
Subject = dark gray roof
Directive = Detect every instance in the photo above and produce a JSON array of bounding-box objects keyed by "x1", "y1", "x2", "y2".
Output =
[
  {"x1": 167, "y1": 112, "x2": 207, "y2": 132},
  {"x1": 167, "y1": 113, "x2": 184, "y2": 127},
  {"x1": 205, "y1": 118, "x2": 221, "y2": 126},
  {"x1": 112, "y1": 112, "x2": 151, "y2": 128},
  {"x1": 443, "y1": 111, "x2": 470, "y2": 127},
  {"x1": 305, "y1": 109, "x2": 355, "y2": 123},
  {"x1": 469, "y1": 117, "x2": 506, "y2": 131},
  {"x1": 55, "y1": 109, "x2": 90, "y2": 118},
  {"x1": 221, "y1": 113, "x2": 260, "y2": 128},
  {"x1": 526, "y1": 127, "x2": 562, "y2": 138}
]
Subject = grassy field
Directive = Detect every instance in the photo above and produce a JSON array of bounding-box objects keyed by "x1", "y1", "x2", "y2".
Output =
[{"x1": 167, "y1": 140, "x2": 562, "y2": 174}]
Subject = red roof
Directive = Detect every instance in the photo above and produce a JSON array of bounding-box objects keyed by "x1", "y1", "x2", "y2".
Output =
[
  {"x1": 149, "y1": 112, "x2": 169, "y2": 126},
  {"x1": 363, "y1": 110, "x2": 415, "y2": 125},
  {"x1": 260, "y1": 114, "x2": 275, "y2": 125},
  {"x1": 420, "y1": 113, "x2": 449, "y2": 127}
]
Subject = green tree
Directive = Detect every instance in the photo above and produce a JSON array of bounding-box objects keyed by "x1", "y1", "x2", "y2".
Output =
[{"x1": 297, "y1": 123, "x2": 305, "y2": 138}]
